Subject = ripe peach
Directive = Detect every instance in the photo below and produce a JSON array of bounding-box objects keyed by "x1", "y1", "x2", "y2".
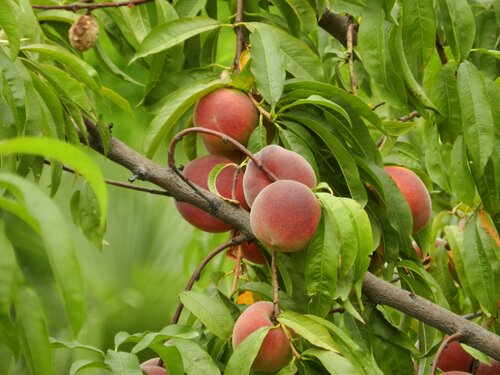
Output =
[
  {"x1": 193, "y1": 88, "x2": 258, "y2": 154},
  {"x1": 384, "y1": 166, "x2": 432, "y2": 233},
  {"x1": 243, "y1": 145, "x2": 317, "y2": 207},
  {"x1": 250, "y1": 180, "x2": 321, "y2": 252},
  {"x1": 436, "y1": 340, "x2": 474, "y2": 373},
  {"x1": 477, "y1": 359, "x2": 500, "y2": 375},
  {"x1": 232, "y1": 301, "x2": 291, "y2": 372},
  {"x1": 175, "y1": 155, "x2": 248, "y2": 232},
  {"x1": 140, "y1": 358, "x2": 168, "y2": 375},
  {"x1": 227, "y1": 242, "x2": 266, "y2": 264}
]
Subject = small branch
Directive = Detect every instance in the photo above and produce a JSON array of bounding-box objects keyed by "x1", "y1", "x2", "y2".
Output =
[
  {"x1": 398, "y1": 111, "x2": 420, "y2": 122},
  {"x1": 168, "y1": 127, "x2": 278, "y2": 182},
  {"x1": 170, "y1": 235, "x2": 246, "y2": 325},
  {"x1": 281, "y1": 324, "x2": 301, "y2": 358},
  {"x1": 363, "y1": 273, "x2": 500, "y2": 361},
  {"x1": 230, "y1": 244, "x2": 243, "y2": 294},
  {"x1": 233, "y1": 0, "x2": 245, "y2": 73},
  {"x1": 32, "y1": 0, "x2": 154, "y2": 11},
  {"x1": 329, "y1": 307, "x2": 345, "y2": 315},
  {"x1": 463, "y1": 311, "x2": 483, "y2": 320},
  {"x1": 247, "y1": 94, "x2": 272, "y2": 121},
  {"x1": 346, "y1": 23, "x2": 358, "y2": 96},
  {"x1": 430, "y1": 332, "x2": 464, "y2": 375},
  {"x1": 375, "y1": 135, "x2": 386, "y2": 148},
  {"x1": 43, "y1": 160, "x2": 170, "y2": 196},
  {"x1": 271, "y1": 250, "x2": 280, "y2": 322},
  {"x1": 435, "y1": 35, "x2": 448, "y2": 66},
  {"x1": 371, "y1": 102, "x2": 386, "y2": 111}
]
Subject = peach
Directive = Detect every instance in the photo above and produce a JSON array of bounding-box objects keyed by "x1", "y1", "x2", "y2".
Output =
[
  {"x1": 477, "y1": 359, "x2": 500, "y2": 375},
  {"x1": 436, "y1": 340, "x2": 474, "y2": 373},
  {"x1": 175, "y1": 155, "x2": 248, "y2": 232},
  {"x1": 227, "y1": 242, "x2": 266, "y2": 264},
  {"x1": 193, "y1": 88, "x2": 258, "y2": 154},
  {"x1": 384, "y1": 166, "x2": 432, "y2": 233},
  {"x1": 250, "y1": 180, "x2": 321, "y2": 252},
  {"x1": 243, "y1": 145, "x2": 317, "y2": 207},
  {"x1": 140, "y1": 358, "x2": 168, "y2": 375},
  {"x1": 232, "y1": 301, "x2": 291, "y2": 372},
  {"x1": 440, "y1": 372, "x2": 472, "y2": 375}
]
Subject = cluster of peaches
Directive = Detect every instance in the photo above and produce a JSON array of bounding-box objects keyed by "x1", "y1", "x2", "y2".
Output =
[{"x1": 167, "y1": 87, "x2": 434, "y2": 373}]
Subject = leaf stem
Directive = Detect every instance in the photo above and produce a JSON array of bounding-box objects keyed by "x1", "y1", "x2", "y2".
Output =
[
  {"x1": 347, "y1": 23, "x2": 358, "y2": 95},
  {"x1": 430, "y1": 332, "x2": 464, "y2": 375}
]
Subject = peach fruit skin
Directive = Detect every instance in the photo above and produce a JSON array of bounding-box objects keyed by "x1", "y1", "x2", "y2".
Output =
[
  {"x1": 175, "y1": 155, "x2": 248, "y2": 233},
  {"x1": 384, "y1": 166, "x2": 432, "y2": 233},
  {"x1": 243, "y1": 145, "x2": 317, "y2": 207},
  {"x1": 140, "y1": 358, "x2": 168, "y2": 375},
  {"x1": 436, "y1": 340, "x2": 474, "y2": 373},
  {"x1": 477, "y1": 359, "x2": 500, "y2": 375},
  {"x1": 193, "y1": 88, "x2": 258, "y2": 153},
  {"x1": 232, "y1": 301, "x2": 292, "y2": 372},
  {"x1": 250, "y1": 180, "x2": 321, "y2": 252}
]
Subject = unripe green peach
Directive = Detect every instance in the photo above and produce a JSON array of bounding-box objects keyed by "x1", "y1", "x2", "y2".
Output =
[
  {"x1": 193, "y1": 88, "x2": 258, "y2": 155},
  {"x1": 175, "y1": 155, "x2": 247, "y2": 232},
  {"x1": 384, "y1": 166, "x2": 432, "y2": 233},
  {"x1": 232, "y1": 301, "x2": 292, "y2": 372},
  {"x1": 250, "y1": 180, "x2": 321, "y2": 252},
  {"x1": 243, "y1": 145, "x2": 317, "y2": 207}
]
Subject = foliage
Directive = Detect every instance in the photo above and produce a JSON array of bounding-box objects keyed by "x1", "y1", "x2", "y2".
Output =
[{"x1": 0, "y1": 0, "x2": 499, "y2": 374}]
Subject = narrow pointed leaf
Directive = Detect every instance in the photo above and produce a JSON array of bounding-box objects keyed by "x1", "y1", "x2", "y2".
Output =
[
  {"x1": 104, "y1": 350, "x2": 142, "y2": 375},
  {"x1": 166, "y1": 338, "x2": 220, "y2": 375},
  {"x1": 0, "y1": 0, "x2": 20, "y2": 59},
  {"x1": 133, "y1": 17, "x2": 222, "y2": 61},
  {"x1": 225, "y1": 326, "x2": 270, "y2": 375},
  {"x1": 249, "y1": 27, "x2": 285, "y2": 106}
]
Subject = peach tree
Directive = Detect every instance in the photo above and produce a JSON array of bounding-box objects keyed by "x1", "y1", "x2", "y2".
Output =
[{"x1": 0, "y1": 0, "x2": 499, "y2": 374}]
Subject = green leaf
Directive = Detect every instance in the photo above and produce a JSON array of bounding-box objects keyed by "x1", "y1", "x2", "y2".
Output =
[
  {"x1": 273, "y1": 0, "x2": 317, "y2": 35},
  {"x1": 0, "y1": 0, "x2": 21, "y2": 59},
  {"x1": 180, "y1": 290, "x2": 234, "y2": 340},
  {"x1": 305, "y1": 213, "x2": 338, "y2": 317},
  {"x1": 400, "y1": 0, "x2": 436, "y2": 82},
  {"x1": 279, "y1": 128, "x2": 319, "y2": 179},
  {"x1": 76, "y1": 183, "x2": 106, "y2": 250},
  {"x1": 284, "y1": 112, "x2": 368, "y2": 205},
  {"x1": 225, "y1": 326, "x2": 271, "y2": 375},
  {"x1": 16, "y1": 288, "x2": 54, "y2": 375},
  {"x1": 278, "y1": 310, "x2": 338, "y2": 352},
  {"x1": 278, "y1": 95, "x2": 351, "y2": 126},
  {"x1": 131, "y1": 325, "x2": 199, "y2": 353},
  {"x1": 144, "y1": 79, "x2": 229, "y2": 157},
  {"x1": 308, "y1": 315, "x2": 384, "y2": 375},
  {"x1": 424, "y1": 124, "x2": 451, "y2": 192},
  {"x1": 390, "y1": 20, "x2": 437, "y2": 111},
  {"x1": 358, "y1": 0, "x2": 407, "y2": 107},
  {"x1": 166, "y1": 338, "x2": 221, "y2": 375},
  {"x1": 0, "y1": 137, "x2": 107, "y2": 231},
  {"x1": 104, "y1": 350, "x2": 142, "y2": 375},
  {"x1": 238, "y1": 282, "x2": 298, "y2": 311},
  {"x1": 427, "y1": 62, "x2": 462, "y2": 143},
  {"x1": 50, "y1": 339, "x2": 105, "y2": 356},
  {"x1": 450, "y1": 135, "x2": 475, "y2": 205},
  {"x1": 94, "y1": 43, "x2": 143, "y2": 87},
  {"x1": 444, "y1": 225, "x2": 478, "y2": 309},
  {"x1": 246, "y1": 124, "x2": 268, "y2": 154},
  {"x1": 471, "y1": 48, "x2": 500, "y2": 61},
  {"x1": 248, "y1": 23, "x2": 324, "y2": 81},
  {"x1": 133, "y1": 17, "x2": 222, "y2": 61},
  {"x1": 0, "y1": 174, "x2": 85, "y2": 334},
  {"x1": 249, "y1": 27, "x2": 286, "y2": 106},
  {"x1": 101, "y1": 86, "x2": 133, "y2": 115},
  {"x1": 437, "y1": 0, "x2": 475, "y2": 63},
  {"x1": 302, "y1": 349, "x2": 356, "y2": 374},
  {"x1": 22, "y1": 44, "x2": 101, "y2": 95},
  {"x1": 175, "y1": 0, "x2": 208, "y2": 18},
  {"x1": 69, "y1": 359, "x2": 109, "y2": 375},
  {"x1": 462, "y1": 212, "x2": 496, "y2": 314},
  {"x1": 457, "y1": 61, "x2": 495, "y2": 172},
  {"x1": 0, "y1": 223, "x2": 16, "y2": 317},
  {"x1": 36, "y1": 9, "x2": 79, "y2": 23}
]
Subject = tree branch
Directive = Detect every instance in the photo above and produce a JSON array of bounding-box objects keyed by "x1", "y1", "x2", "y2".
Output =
[
  {"x1": 318, "y1": 10, "x2": 354, "y2": 47},
  {"x1": 82, "y1": 119, "x2": 500, "y2": 362}
]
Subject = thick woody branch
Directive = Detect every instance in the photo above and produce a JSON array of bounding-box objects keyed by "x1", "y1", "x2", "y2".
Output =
[
  {"x1": 82, "y1": 119, "x2": 500, "y2": 362},
  {"x1": 363, "y1": 273, "x2": 500, "y2": 361}
]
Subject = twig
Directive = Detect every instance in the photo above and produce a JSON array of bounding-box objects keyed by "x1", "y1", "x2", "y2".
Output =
[
  {"x1": 247, "y1": 94, "x2": 272, "y2": 121},
  {"x1": 328, "y1": 307, "x2": 346, "y2": 315},
  {"x1": 32, "y1": 0, "x2": 154, "y2": 10},
  {"x1": 372, "y1": 102, "x2": 386, "y2": 110},
  {"x1": 43, "y1": 160, "x2": 170, "y2": 196},
  {"x1": 375, "y1": 135, "x2": 386, "y2": 148},
  {"x1": 170, "y1": 235, "x2": 246, "y2": 325},
  {"x1": 430, "y1": 332, "x2": 464, "y2": 375},
  {"x1": 346, "y1": 23, "x2": 358, "y2": 96},
  {"x1": 271, "y1": 250, "x2": 280, "y2": 322},
  {"x1": 435, "y1": 35, "x2": 448, "y2": 66},
  {"x1": 230, "y1": 244, "x2": 243, "y2": 294},
  {"x1": 168, "y1": 127, "x2": 278, "y2": 182},
  {"x1": 234, "y1": 0, "x2": 245, "y2": 73},
  {"x1": 398, "y1": 111, "x2": 420, "y2": 122},
  {"x1": 463, "y1": 311, "x2": 483, "y2": 320},
  {"x1": 281, "y1": 324, "x2": 301, "y2": 358}
]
